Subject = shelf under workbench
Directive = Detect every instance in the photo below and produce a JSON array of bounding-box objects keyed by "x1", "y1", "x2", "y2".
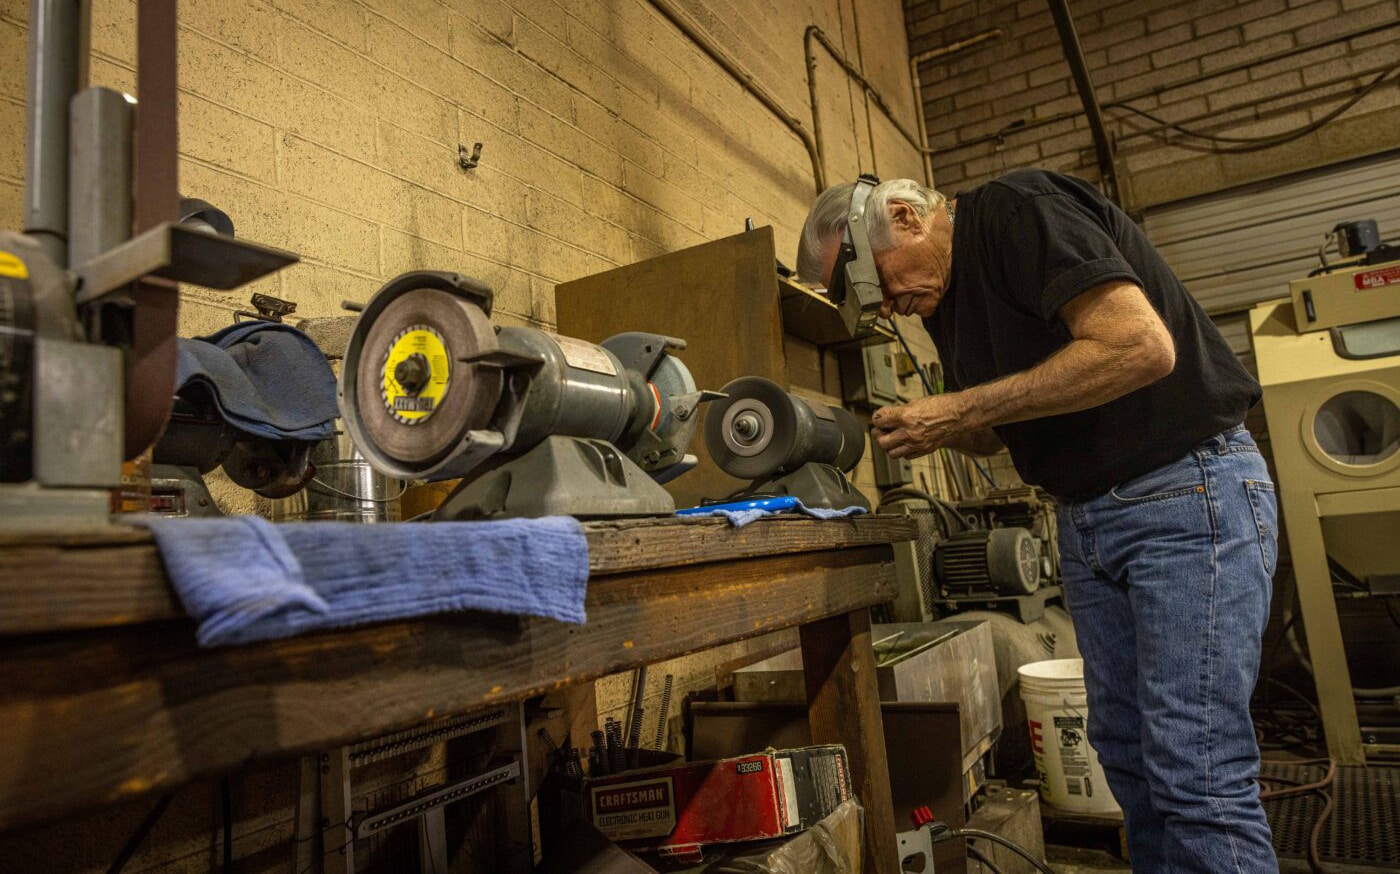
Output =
[{"x1": 0, "y1": 513, "x2": 914, "y2": 873}]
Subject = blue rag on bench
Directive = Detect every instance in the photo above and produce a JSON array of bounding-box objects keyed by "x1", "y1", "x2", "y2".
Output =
[{"x1": 132, "y1": 515, "x2": 590, "y2": 647}]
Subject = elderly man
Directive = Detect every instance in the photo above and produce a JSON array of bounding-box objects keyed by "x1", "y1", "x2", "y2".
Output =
[{"x1": 797, "y1": 170, "x2": 1279, "y2": 873}]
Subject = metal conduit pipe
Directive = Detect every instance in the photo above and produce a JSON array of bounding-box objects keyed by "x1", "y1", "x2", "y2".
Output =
[
  {"x1": 951, "y1": 18, "x2": 1400, "y2": 152},
  {"x1": 1047, "y1": 0, "x2": 1120, "y2": 205},
  {"x1": 23, "y1": 0, "x2": 83, "y2": 267},
  {"x1": 645, "y1": 0, "x2": 825, "y2": 192},
  {"x1": 908, "y1": 30, "x2": 1002, "y2": 188},
  {"x1": 848, "y1": 4, "x2": 880, "y2": 179},
  {"x1": 805, "y1": 25, "x2": 936, "y2": 187}
]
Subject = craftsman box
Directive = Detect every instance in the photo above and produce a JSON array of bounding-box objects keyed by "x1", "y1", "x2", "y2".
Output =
[{"x1": 584, "y1": 745, "x2": 852, "y2": 861}]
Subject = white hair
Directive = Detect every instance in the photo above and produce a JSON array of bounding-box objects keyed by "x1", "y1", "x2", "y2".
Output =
[{"x1": 796, "y1": 178, "x2": 947, "y2": 285}]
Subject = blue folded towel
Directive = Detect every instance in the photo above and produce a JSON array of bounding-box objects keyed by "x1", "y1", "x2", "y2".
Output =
[
  {"x1": 132, "y1": 515, "x2": 590, "y2": 647},
  {"x1": 177, "y1": 321, "x2": 338, "y2": 441},
  {"x1": 681, "y1": 500, "x2": 868, "y2": 528}
]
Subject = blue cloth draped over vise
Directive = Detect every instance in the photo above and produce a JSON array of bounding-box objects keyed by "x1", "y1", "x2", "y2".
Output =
[
  {"x1": 132, "y1": 515, "x2": 590, "y2": 648},
  {"x1": 175, "y1": 321, "x2": 338, "y2": 441}
]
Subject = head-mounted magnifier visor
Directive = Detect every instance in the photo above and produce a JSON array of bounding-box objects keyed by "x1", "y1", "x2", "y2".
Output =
[
  {"x1": 824, "y1": 173, "x2": 884, "y2": 336},
  {"x1": 825, "y1": 173, "x2": 879, "y2": 306}
]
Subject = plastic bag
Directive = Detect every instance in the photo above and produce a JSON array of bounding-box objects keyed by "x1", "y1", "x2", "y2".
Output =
[{"x1": 697, "y1": 799, "x2": 864, "y2": 874}]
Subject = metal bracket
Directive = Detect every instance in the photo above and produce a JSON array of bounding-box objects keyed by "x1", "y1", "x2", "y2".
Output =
[
  {"x1": 234, "y1": 292, "x2": 297, "y2": 323},
  {"x1": 72, "y1": 222, "x2": 299, "y2": 304},
  {"x1": 351, "y1": 760, "x2": 521, "y2": 839},
  {"x1": 458, "y1": 142, "x2": 484, "y2": 170},
  {"x1": 348, "y1": 708, "x2": 510, "y2": 767},
  {"x1": 629, "y1": 389, "x2": 725, "y2": 481}
]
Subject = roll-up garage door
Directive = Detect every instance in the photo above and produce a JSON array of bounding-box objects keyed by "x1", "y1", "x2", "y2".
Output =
[{"x1": 1142, "y1": 150, "x2": 1400, "y2": 317}]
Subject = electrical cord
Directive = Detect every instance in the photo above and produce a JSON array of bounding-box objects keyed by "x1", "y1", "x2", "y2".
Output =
[
  {"x1": 877, "y1": 485, "x2": 973, "y2": 533},
  {"x1": 966, "y1": 843, "x2": 1007, "y2": 873},
  {"x1": 1252, "y1": 648, "x2": 1338, "y2": 874},
  {"x1": 1282, "y1": 602, "x2": 1400, "y2": 698},
  {"x1": 888, "y1": 320, "x2": 999, "y2": 489},
  {"x1": 1104, "y1": 66, "x2": 1398, "y2": 154},
  {"x1": 951, "y1": 828, "x2": 1055, "y2": 874},
  {"x1": 1258, "y1": 757, "x2": 1337, "y2": 874}
]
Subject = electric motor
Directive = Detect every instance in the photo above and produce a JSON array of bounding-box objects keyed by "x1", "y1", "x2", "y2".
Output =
[{"x1": 933, "y1": 527, "x2": 1041, "y2": 598}]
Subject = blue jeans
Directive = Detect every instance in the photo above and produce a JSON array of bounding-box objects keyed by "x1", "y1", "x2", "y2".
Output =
[{"x1": 1056, "y1": 425, "x2": 1279, "y2": 873}]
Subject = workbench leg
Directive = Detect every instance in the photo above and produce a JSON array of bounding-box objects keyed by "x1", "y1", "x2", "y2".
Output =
[
  {"x1": 800, "y1": 608, "x2": 897, "y2": 874},
  {"x1": 320, "y1": 747, "x2": 354, "y2": 874},
  {"x1": 292, "y1": 755, "x2": 323, "y2": 873},
  {"x1": 418, "y1": 807, "x2": 449, "y2": 874}
]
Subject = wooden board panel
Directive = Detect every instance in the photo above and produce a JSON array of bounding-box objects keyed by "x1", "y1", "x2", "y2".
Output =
[
  {"x1": 800, "y1": 609, "x2": 898, "y2": 874},
  {"x1": 0, "y1": 545, "x2": 897, "y2": 830},
  {"x1": 0, "y1": 515, "x2": 915, "y2": 635},
  {"x1": 554, "y1": 228, "x2": 788, "y2": 508}
]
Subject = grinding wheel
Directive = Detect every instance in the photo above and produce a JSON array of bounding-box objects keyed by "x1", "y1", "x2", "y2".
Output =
[
  {"x1": 705, "y1": 376, "x2": 799, "y2": 480},
  {"x1": 345, "y1": 283, "x2": 501, "y2": 475}
]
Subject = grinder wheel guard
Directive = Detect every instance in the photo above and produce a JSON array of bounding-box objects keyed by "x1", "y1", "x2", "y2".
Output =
[{"x1": 343, "y1": 273, "x2": 502, "y2": 477}]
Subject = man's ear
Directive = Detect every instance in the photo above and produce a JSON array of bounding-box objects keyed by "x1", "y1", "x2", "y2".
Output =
[{"x1": 888, "y1": 201, "x2": 922, "y2": 235}]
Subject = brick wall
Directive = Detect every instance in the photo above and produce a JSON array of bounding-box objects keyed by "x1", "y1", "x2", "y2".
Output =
[
  {"x1": 906, "y1": 0, "x2": 1400, "y2": 208},
  {"x1": 0, "y1": 2, "x2": 929, "y2": 869}
]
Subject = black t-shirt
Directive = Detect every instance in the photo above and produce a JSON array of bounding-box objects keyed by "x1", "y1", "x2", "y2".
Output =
[{"x1": 924, "y1": 169, "x2": 1261, "y2": 501}]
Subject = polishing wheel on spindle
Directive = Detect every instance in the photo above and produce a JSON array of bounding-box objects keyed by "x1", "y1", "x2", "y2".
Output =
[
  {"x1": 707, "y1": 376, "x2": 866, "y2": 479},
  {"x1": 705, "y1": 376, "x2": 870, "y2": 511}
]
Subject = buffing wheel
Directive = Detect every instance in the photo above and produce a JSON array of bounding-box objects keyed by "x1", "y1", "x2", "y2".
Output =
[
  {"x1": 705, "y1": 376, "x2": 799, "y2": 480},
  {"x1": 349, "y1": 286, "x2": 501, "y2": 472}
]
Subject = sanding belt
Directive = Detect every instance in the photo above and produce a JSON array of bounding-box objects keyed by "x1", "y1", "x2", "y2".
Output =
[{"x1": 124, "y1": 0, "x2": 180, "y2": 458}]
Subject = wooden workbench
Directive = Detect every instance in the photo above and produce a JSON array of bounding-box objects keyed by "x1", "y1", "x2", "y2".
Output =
[{"x1": 0, "y1": 513, "x2": 915, "y2": 872}]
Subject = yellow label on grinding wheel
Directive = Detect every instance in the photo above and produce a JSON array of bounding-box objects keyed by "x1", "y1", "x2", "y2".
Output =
[
  {"x1": 381, "y1": 326, "x2": 450, "y2": 424},
  {"x1": 0, "y1": 251, "x2": 28, "y2": 279}
]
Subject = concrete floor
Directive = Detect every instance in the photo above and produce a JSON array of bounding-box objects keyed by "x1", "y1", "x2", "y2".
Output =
[{"x1": 1045, "y1": 845, "x2": 1131, "y2": 872}]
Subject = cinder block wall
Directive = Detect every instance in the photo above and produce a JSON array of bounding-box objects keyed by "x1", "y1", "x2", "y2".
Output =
[
  {"x1": 1, "y1": 0, "x2": 924, "y2": 335},
  {"x1": 907, "y1": 0, "x2": 1400, "y2": 209},
  {"x1": 0, "y1": 1, "x2": 930, "y2": 869}
]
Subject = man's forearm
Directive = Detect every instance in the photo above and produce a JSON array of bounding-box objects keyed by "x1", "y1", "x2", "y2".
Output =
[{"x1": 958, "y1": 334, "x2": 1172, "y2": 432}]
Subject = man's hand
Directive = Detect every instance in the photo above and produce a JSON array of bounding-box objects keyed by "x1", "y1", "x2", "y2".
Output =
[{"x1": 871, "y1": 394, "x2": 974, "y2": 459}]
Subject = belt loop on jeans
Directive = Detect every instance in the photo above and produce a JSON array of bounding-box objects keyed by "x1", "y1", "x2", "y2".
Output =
[
  {"x1": 1198, "y1": 424, "x2": 1246, "y2": 456},
  {"x1": 1221, "y1": 423, "x2": 1247, "y2": 454}
]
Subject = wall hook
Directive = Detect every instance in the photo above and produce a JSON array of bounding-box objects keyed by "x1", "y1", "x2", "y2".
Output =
[{"x1": 458, "y1": 142, "x2": 483, "y2": 170}]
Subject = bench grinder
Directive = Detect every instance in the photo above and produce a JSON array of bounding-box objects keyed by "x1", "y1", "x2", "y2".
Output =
[
  {"x1": 339, "y1": 271, "x2": 718, "y2": 519},
  {"x1": 705, "y1": 376, "x2": 870, "y2": 511}
]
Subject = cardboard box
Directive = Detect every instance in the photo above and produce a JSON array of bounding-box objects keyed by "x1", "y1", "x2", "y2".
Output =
[{"x1": 585, "y1": 745, "x2": 852, "y2": 861}]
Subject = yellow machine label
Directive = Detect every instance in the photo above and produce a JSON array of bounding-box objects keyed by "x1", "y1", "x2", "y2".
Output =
[
  {"x1": 0, "y1": 251, "x2": 29, "y2": 279},
  {"x1": 381, "y1": 326, "x2": 450, "y2": 423}
]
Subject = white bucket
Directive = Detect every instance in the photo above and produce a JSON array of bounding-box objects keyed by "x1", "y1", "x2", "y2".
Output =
[{"x1": 1017, "y1": 658, "x2": 1120, "y2": 814}]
